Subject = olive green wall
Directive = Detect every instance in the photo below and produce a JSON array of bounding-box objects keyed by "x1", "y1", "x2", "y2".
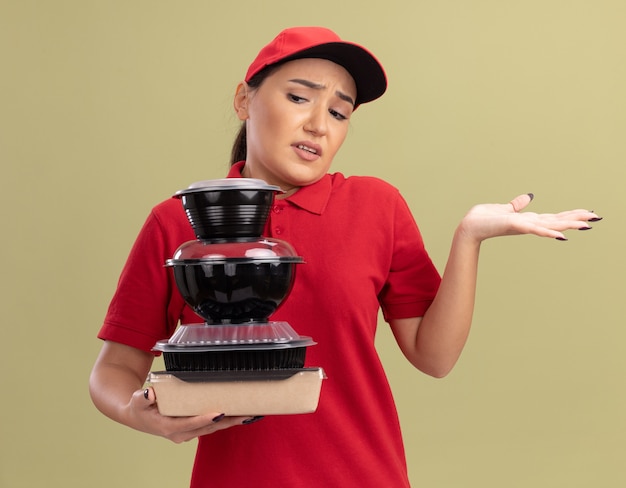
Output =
[{"x1": 1, "y1": 1, "x2": 624, "y2": 486}]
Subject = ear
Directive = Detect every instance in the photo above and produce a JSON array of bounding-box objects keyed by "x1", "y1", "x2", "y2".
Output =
[{"x1": 233, "y1": 82, "x2": 250, "y2": 121}]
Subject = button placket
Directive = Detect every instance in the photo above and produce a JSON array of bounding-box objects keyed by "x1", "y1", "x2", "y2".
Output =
[{"x1": 270, "y1": 204, "x2": 285, "y2": 237}]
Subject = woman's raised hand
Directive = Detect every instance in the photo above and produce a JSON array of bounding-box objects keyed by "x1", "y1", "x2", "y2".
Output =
[{"x1": 457, "y1": 193, "x2": 602, "y2": 243}]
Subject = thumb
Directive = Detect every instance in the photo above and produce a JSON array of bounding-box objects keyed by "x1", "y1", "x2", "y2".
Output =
[
  {"x1": 143, "y1": 387, "x2": 156, "y2": 404},
  {"x1": 508, "y1": 193, "x2": 534, "y2": 213}
]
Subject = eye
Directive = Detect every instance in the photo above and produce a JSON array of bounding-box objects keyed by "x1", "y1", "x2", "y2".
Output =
[
  {"x1": 329, "y1": 108, "x2": 348, "y2": 121},
  {"x1": 287, "y1": 93, "x2": 307, "y2": 103}
]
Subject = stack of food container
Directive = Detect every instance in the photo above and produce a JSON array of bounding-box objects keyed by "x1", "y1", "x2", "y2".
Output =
[{"x1": 148, "y1": 179, "x2": 325, "y2": 416}]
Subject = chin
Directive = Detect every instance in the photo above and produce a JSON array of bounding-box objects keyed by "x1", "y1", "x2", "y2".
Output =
[
  {"x1": 291, "y1": 163, "x2": 330, "y2": 184},
  {"x1": 290, "y1": 173, "x2": 326, "y2": 188}
]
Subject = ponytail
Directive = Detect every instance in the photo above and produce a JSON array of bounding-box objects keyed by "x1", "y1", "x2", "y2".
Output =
[{"x1": 230, "y1": 123, "x2": 247, "y2": 166}]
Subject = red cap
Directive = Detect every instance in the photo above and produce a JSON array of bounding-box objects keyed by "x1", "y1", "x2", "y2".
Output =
[{"x1": 245, "y1": 27, "x2": 387, "y2": 107}]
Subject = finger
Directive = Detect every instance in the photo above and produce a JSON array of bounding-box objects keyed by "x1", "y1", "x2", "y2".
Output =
[
  {"x1": 538, "y1": 210, "x2": 600, "y2": 231},
  {"x1": 508, "y1": 193, "x2": 534, "y2": 213},
  {"x1": 524, "y1": 217, "x2": 596, "y2": 240},
  {"x1": 159, "y1": 413, "x2": 224, "y2": 443},
  {"x1": 241, "y1": 415, "x2": 265, "y2": 425},
  {"x1": 553, "y1": 209, "x2": 601, "y2": 222},
  {"x1": 134, "y1": 386, "x2": 156, "y2": 407},
  {"x1": 143, "y1": 387, "x2": 154, "y2": 402},
  {"x1": 543, "y1": 220, "x2": 593, "y2": 232},
  {"x1": 175, "y1": 413, "x2": 247, "y2": 431},
  {"x1": 169, "y1": 415, "x2": 251, "y2": 443},
  {"x1": 186, "y1": 415, "x2": 260, "y2": 438}
]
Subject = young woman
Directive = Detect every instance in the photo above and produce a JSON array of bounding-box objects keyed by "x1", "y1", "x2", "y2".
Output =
[{"x1": 90, "y1": 27, "x2": 600, "y2": 487}]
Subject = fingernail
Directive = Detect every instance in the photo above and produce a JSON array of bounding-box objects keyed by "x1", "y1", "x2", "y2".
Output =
[
  {"x1": 556, "y1": 237, "x2": 568, "y2": 241},
  {"x1": 212, "y1": 413, "x2": 225, "y2": 423},
  {"x1": 143, "y1": 388, "x2": 150, "y2": 400},
  {"x1": 527, "y1": 193, "x2": 534, "y2": 201},
  {"x1": 579, "y1": 226, "x2": 592, "y2": 231},
  {"x1": 588, "y1": 217, "x2": 603, "y2": 222},
  {"x1": 242, "y1": 416, "x2": 264, "y2": 425}
]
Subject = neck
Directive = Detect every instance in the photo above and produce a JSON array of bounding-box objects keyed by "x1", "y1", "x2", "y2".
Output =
[{"x1": 241, "y1": 164, "x2": 299, "y2": 198}]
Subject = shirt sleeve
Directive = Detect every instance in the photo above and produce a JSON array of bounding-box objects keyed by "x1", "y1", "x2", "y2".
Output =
[
  {"x1": 378, "y1": 192, "x2": 441, "y2": 321},
  {"x1": 97, "y1": 201, "x2": 189, "y2": 352}
]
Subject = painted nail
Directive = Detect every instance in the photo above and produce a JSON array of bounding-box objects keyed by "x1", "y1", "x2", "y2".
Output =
[
  {"x1": 556, "y1": 237, "x2": 568, "y2": 241},
  {"x1": 579, "y1": 226, "x2": 592, "y2": 231},
  {"x1": 212, "y1": 413, "x2": 225, "y2": 423},
  {"x1": 588, "y1": 217, "x2": 603, "y2": 222},
  {"x1": 143, "y1": 388, "x2": 150, "y2": 400},
  {"x1": 242, "y1": 416, "x2": 265, "y2": 425},
  {"x1": 527, "y1": 193, "x2": 534, "y2": 201}
]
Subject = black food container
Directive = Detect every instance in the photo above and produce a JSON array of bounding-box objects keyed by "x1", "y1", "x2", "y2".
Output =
[{"x1": 174, "y1": 178, "x2": 281, "y2": 239}]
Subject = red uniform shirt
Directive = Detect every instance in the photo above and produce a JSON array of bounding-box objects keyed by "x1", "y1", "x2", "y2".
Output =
[{"x1": 99, "y1": 162, "x2": 441, "y2": 487}]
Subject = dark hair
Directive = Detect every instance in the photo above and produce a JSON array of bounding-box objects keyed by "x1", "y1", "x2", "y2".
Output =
[{"x1": 230, "y1": 63, "x2": 284, "y2": 166}]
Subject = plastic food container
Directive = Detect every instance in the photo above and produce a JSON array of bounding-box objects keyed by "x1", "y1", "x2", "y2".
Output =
[
  {"x1": 174, "y1": 178, "x2": 282, "y2": 239},
  {"x1": 161, "y1": 321, "x2": 309, "y2": 346},
  {"x1": 152, "y1": 322, "x2": 316, "y2": 372},
  {"x1": 165, "y1": 258, "x2": 302, "y2": 323},
  {"x1": 148, "y1": 368, "x2": 326, "y2": 416}
]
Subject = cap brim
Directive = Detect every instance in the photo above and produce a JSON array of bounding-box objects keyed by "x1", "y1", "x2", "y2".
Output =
[{"x1": 280, "y1": 42, "x2": 387, "y2": 107}]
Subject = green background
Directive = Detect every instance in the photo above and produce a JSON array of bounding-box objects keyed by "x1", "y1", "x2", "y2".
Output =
[{"x1": 1, "y1": 1, "x2": 624, "y2": 486}]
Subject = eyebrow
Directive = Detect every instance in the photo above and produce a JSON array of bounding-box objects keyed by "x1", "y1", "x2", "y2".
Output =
[{"x1": 288, "y1": 78, "x2": 355, "y2": 107}]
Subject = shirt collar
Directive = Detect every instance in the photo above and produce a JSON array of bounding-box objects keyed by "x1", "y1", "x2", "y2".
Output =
[{"x1": 227, "y1": 161, "x2": 332, "y2": 215}]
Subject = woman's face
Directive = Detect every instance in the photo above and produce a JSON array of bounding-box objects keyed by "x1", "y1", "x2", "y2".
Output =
[{"x1": 234, "y1": 58, "x2": 357, "y2": 196}]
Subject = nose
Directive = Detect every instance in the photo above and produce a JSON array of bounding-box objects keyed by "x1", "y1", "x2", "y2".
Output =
[{"x1": 303, "y1": 106, "x2": 328, "y2": 136}]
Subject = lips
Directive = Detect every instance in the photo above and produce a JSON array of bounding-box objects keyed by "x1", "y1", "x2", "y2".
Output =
[
  {"x1": 292, "y1": 141, "x2": 322, "y2": 161},
  {"x1": 297, "y1": 144, "x2": 318, "y2": 154}
]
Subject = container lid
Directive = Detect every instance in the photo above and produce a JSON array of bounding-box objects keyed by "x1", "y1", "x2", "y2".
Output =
[
  {"x1": 166, "y1": 256, "x2": 304, "y2": 266},
  {"x1": 166, "y1": 237, "x2": 305, "y2": 265},
  {"x1": 174, "y1": 178, "x2": 282, "y2": 196},
  {"x1": 156, "y1": 321, "x2": 314, "y2": 348},
  {"x1": 153, "y1": 337, "x2": 316, "y2": 353}
]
